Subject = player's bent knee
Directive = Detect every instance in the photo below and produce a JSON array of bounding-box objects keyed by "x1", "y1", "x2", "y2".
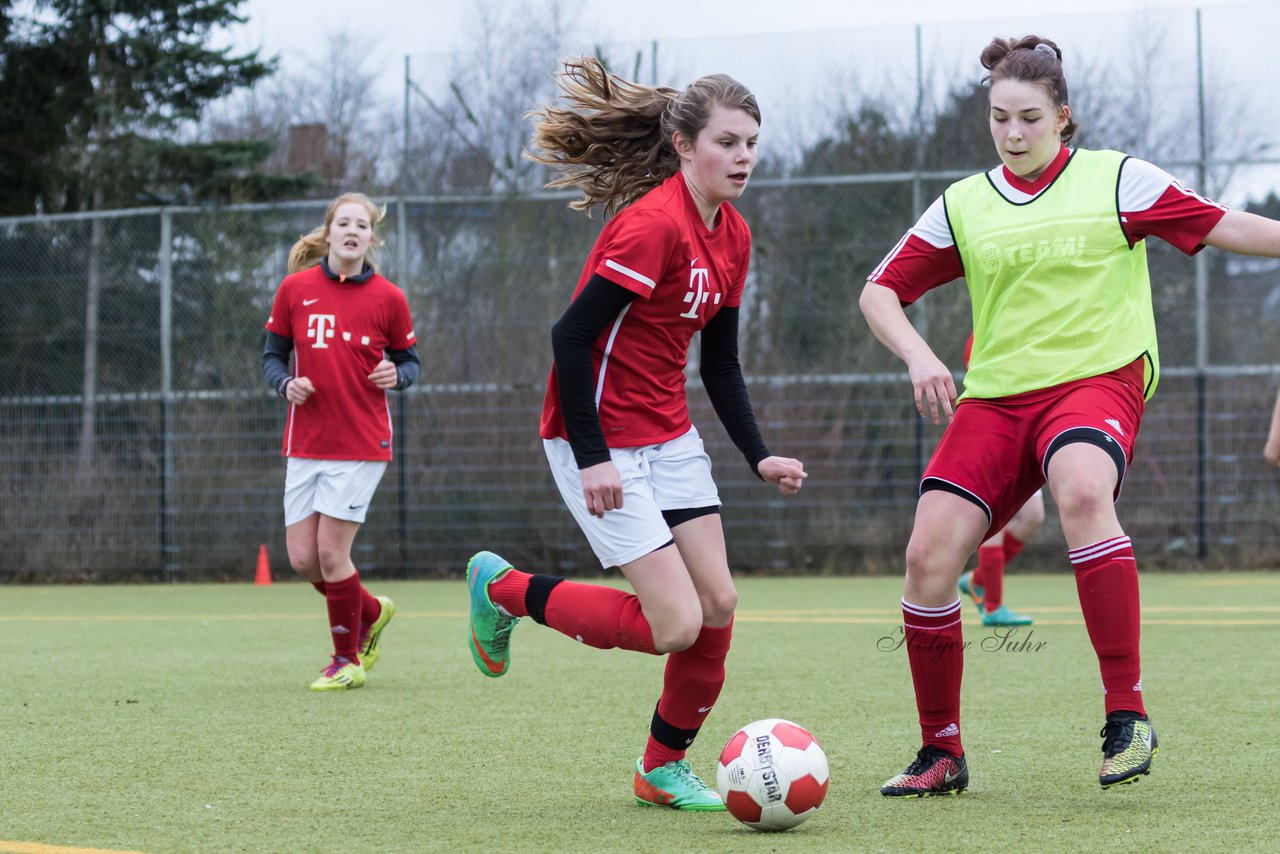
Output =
[
  {"x1": 287, "y1": 550, "x2": 319, "y2": 577},
  {"x1": 700, "y1": 588, "x2": 738, "y2": 626},
  {"x1": 652, "y1": 620, "x2": 702, "y2": 654},
  {"x1": 289, "y1": 560, "x2": 320, "y2": 580},
  {"x1": 904, "y1": 538, "x2": 955, "y2": 579}
]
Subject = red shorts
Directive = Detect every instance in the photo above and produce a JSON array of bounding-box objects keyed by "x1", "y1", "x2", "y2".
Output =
[{"x1": 921, "y1": 358, "x2": 1146, "y2": 539}]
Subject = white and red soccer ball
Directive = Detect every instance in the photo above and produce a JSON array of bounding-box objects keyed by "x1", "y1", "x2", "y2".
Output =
[{"x1": 715, "y1": 718, "x2": 829, "y2": 831}]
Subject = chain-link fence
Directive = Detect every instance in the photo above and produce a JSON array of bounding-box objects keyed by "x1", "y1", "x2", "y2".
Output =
[{"x1": 3, "y1": 7, "x2": 1279, "y2": 580}]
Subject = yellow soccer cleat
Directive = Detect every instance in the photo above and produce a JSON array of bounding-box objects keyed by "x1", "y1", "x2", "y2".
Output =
[
  {"x1": 310, "y1": 656, "x2": 367, "y2": 691},
  {"x1": 359, "y1": 596, "x2": 396, "y2": 672}
]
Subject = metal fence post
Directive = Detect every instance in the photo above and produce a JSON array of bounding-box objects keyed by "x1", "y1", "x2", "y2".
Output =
[
  {"x1": 913, "y1": 24, "x2": 928, "y2": 480},
  {"x1": 1195, "y1": 9, "x2": 1210, "y2": 560},
  {"x1": 159, "y1": 207, "x2": 178, "y2": 575}
]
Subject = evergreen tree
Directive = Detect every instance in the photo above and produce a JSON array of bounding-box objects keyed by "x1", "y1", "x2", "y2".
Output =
[{"x1": 0, "y1": 0, "x2": 310, "y2": 214}]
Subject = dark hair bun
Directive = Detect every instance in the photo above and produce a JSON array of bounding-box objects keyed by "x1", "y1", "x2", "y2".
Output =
[{"x1": 981, "y1": 35, "x2": 1062, "y2": 70}]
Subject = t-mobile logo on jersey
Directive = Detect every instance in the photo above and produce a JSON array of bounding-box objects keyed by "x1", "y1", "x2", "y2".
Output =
[
  {"x1": 679, "y1": 258, "x2": 712, "y2": 319},
  {"x1": 307, "y1": 314, "x2": 337, "y2": 348}
]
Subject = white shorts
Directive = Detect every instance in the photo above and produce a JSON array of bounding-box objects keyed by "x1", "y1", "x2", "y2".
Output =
[
  {"x1": 283, "y1": 458, "x2": 387, "y2": 526},
  {"x1": 544, "y1": 425, "x2": 720, "y2": 568}
]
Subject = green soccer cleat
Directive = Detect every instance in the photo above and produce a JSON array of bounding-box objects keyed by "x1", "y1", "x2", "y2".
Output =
[
  {"x1": 310, "y1": 656, "x2": 366, "y2": 691},
  {"x1": 880, "y1": 745, "x2": 969, "y2": 797},
  {"x1": 981, "y1": 604, "x2": 1034, "y2": 626},
  {"x1": 359, "y1": 595, "x2": 396, "y2": 672},
  {"x1": 1099, "y1": 711, "x2": 1157, "y2": 788},
  {"x1": 466, "y1": 551, "x2": 519, "y2": 678},
  {"x1": 958, "y1": 571, "x2": 985, "y2": 614},
  {"x1": 633, "y1": 759, "x2": 726, "y2": 811}
]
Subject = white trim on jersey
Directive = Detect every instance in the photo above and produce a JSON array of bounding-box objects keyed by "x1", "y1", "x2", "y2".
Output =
[
  {"x1": 868, "y1": 197, "x2": 955, "y2": 283},
  {"x1": 868, "y1": 232, "x2": 912, "y2": 282},
  {"x1": 1118, "y1": 158, "x2": 1176, "y2": 211},
  {"x1": 604, "y1": 258, "x2": 657, "y2": 290},
  {"x1": 987, "y1": 165, "x2": 1042, "y2": 204},
  {"x1": 594, "y1": 303, "x2": 634, "y2": 408},
  {"x1": 285, "y1": 353, "x2": 301, "y2": 455},
  {"x1": 983, "y1": 155, "x2": 1227, "y2": 214},
  {"x1": 1118, "y1": 158, "x2": 1226, "y2": 213},
  {"x1": 912, "y1": 196, "x2": 956, "y2": 248},
  {"x1": 285, "y1": 404, "x2": 297, "y2": 455},
  {"x1": 1164, "y1": 176, "x2": 1228, "y2": 212}
]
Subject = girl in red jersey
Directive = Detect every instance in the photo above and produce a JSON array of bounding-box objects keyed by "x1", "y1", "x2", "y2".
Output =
[
  {"x1": 262, "y1": 192, "x2": 419, "y2": 691},
  {"x1": 465, "y1": 58, "x2": 806, "y2": 811},
  {"x1": 1266, "y1": 388, "x2": 1280, "y2": 467},
  {"x1": 862, "y1": 36, "x2": 1280, "y2": 795}
]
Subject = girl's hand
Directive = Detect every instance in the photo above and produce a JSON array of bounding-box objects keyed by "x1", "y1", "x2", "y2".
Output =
[
  {"x1": 908, "y1": 355, "x2": 957, "y2": 424},
  {"x1": 580, "y1": 460, "x2": 623, "y2": 518},
  {"x1": 285, "y1": 376, "x2": 315, "y2": 405},
  {"x1": 368, "y1": 359, "x2": 399, "y2": 389},
  {"x1": 758, "y1": 456, "x2": 807, "y2": 496}
]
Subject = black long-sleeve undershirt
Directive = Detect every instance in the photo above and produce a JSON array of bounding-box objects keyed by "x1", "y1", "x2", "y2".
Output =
[
  {"x1": 550, "y1": 273, "x2": 770, "y2": 474},
  {"x1": 261, "y1": 331, "x2": 420, "y2": 395},
  {"x1": 262, "y1": 331, "x2": 296, "y2": 396},
  {"x1": 550, "y1": 275, "x2": 634, "y2": 468},
  {"x1": 699, "y1": 306, "x2": 771, "y2": 475}
]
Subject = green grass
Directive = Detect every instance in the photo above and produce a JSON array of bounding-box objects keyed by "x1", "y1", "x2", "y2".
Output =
[{"x1": 2, "y1": 573, "x2": 1279, "y2": 853}]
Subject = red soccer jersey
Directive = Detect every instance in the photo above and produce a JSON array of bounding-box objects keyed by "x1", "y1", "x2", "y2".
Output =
[
  {"x1": 540, "y1": 171, "x2": 752, "y2": 448},
  {"x1": 265, "y1": 264, "x2": 416, "y2": 460}
]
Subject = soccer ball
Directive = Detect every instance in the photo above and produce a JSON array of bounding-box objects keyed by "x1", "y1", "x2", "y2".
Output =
[{"x1": 715, "y1": 718, "x2": 829, "y2": 831}]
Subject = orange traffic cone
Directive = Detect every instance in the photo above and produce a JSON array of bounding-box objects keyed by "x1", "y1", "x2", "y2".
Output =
[{"x1": 254, "y1": 544, "x2": 272, "y2": 586}]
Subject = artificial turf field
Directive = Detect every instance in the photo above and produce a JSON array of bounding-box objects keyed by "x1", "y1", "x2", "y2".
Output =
[{"x1": 2, "y1": 572, "x2": 1278, "y2": 853}]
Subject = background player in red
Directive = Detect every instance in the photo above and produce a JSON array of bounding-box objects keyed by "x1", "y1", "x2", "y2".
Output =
[
  {"x1": 1265, "y1": 387, "x2": 1280, "y2": 467},
  {"x1": 862, "y1": 36, "x2": 1280, "y2": 795},
  {"x1": 262, "y1": 192, "x2": 419, "y2": 691},
  {"x1": 960, "y1": 491, "x2": 1043, "y2": 625},
  {"x1": 956, "y1": 333, "x2": 1042, "y2": 626},
  {"x1": 464, "y1": 58, "x2": 806, "y2": 811}
]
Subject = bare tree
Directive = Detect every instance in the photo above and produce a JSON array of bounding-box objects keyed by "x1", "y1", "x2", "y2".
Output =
[
  {"x1": 206, "y1": 31, "x2": 393, "y2": 192},
  {"x1": 403, "y1": 0, "x2": 587, "y2": 195}
]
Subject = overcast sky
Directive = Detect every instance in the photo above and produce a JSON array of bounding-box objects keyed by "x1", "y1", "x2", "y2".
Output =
[
  {"x1": 221, "y1": 0, "x2": 1278, "y2": 202},
  {"x1": 230, "y1": 0, "x2": 1259, "y2": 94}
]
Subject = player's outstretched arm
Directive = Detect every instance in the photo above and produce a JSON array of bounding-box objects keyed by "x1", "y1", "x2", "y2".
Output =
[
  {"x1": 858, "y1": 282, "x2": 956, "y2": 424},
  {"x1": 1265, "y1": 388, "x2": 1280, "y2": 468},
  {"x1": 1203, "y1": 209, "x2": 1280, "y2": 257},
  {"x1": 756, "y1": 456, "x2": 807, "y2": 496}
]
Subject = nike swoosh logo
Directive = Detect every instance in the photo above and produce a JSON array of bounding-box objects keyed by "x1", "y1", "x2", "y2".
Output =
[
  {"x1": 348, "y1": 503, "x2": 364, "y2": 510},
  {"x1": 470, "y1": 625, "x2": 505, "y2": 674},
  {"x1": 943, "y1": 769, "x2": 960, "y2": 784},
  {"x1": 303, "y1": 298, "x2": 319, "y2": 305},
  {"x1": 697, "y1": 706, "x2": 714, "y2": 713}
]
